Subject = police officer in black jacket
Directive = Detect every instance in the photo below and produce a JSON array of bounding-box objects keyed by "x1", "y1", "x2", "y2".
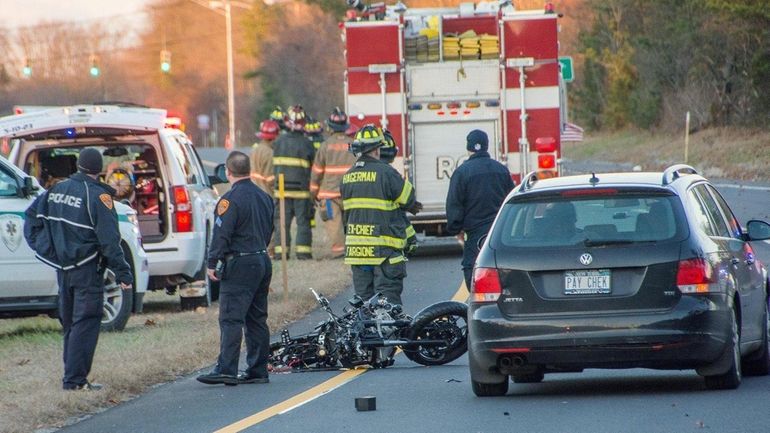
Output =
[
  {"x1": 24, "y1": 148, "x2": 133, "y2": 391},
  {"x1": 198, "y1": 151, "x2": 274, "y2": 386},
  {"x1": 445, "y1": 130, "x2": 514, "y2": 289}
]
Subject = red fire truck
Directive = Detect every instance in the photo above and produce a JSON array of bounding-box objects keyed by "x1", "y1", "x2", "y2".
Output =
[{"x1": 343, "y1": 2, "x2": 567, "y2": 235}]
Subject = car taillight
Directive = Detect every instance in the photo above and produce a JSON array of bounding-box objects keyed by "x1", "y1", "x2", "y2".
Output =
[
  {"x1": 676, "y1": 258, "x2": 715, "y2": 294},
  {"x1": 172, "y1": 185, "x2": 192, "y2": 233},
  {"x1": 472, "y1": 268, "x2": 502, "y2": 303}
]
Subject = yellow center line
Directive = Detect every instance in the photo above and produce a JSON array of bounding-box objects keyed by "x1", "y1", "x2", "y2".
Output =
[{"x1": 215, "y1": 282, "x2": 469, "y2": 432}]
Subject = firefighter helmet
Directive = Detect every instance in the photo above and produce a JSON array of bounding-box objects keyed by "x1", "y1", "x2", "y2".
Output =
[
  {"x1": 269, "y1": 106, "x2": 286, "y2": 129},
  {"x1": 350, "y1": 124, "x2": 384, "y2": 156},
  {"x1": 379, "y1": 129, "x2": 398, "y2": 163},
  {"x1": 326, "y1": 107, "x2": 349, "y2": 133},
  {"x1": 285, "y1": 105, "x2": 306, "y2": 131},
  {"x1": 304, "y1": 118, "x2": 323, "y2": 135},
  {"x1": 256, "y1": 119, "x2": 280, "y2": 140}
]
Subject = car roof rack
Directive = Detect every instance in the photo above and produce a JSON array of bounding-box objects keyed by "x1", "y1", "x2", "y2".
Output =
[
  {"x1": 519, "y1": 171, "x2": 539, "y2": 192},
  {"x1": 662, "y1": 164, "x2": 698, "y2": 185}
]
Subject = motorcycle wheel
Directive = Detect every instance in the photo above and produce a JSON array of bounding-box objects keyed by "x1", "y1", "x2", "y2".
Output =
[{"x1": 404, "y1": 301, "x2": 468, "y2": 366}]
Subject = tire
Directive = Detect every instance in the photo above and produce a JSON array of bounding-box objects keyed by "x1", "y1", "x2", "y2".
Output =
[
  {"x1": 404, "y1": 301, "x2": 468, "y2": 366},
  {"x1": 704, "y1": 307, "x2": 742, "y2": 390},
  {"x1": 100, "y1": 246, "x2": 134, "y2": 332},
  {"x1": 512, "y1": 369, "x2": 545, "y2": 384},
  {"x1": 743, "y1": 293, "x2": 770, "y2": 376},
  {"x1": 472, "y1": 378, "x2": 509, "y2": 397}
]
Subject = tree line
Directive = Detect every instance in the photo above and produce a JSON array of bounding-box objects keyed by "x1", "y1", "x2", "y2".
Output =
[
  {"x1": 574, "y1": 0, "x2": 770, "y2": 131},
  {"x1": 0, "y1": 0, "x2": 765, "y2": 145}
]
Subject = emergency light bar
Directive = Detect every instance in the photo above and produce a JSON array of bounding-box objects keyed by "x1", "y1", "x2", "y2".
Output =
[{"x1": 0, "y1": 105, "x2": 167, "y2": 139}]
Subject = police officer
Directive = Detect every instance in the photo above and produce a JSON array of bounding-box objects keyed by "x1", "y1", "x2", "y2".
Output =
[
  {"x1": 445, "y1": 130, "x2": 514, "y2": 289},
  {"x1": 197, "y1": 151, "x2": 274, "y2": 386},
  {"x1": 272, "y1": 105, "x2": 315, "y2": 260},
  {"x1": 341, "y1": 125, "x2": 419, "y2": 306},
  {"x1": 24, "y1": 147, "x2": 133, "y2": 391}
]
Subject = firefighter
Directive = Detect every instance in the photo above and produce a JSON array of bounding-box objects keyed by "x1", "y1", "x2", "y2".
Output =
[
  {"x1": 341, "y1": 124, "x2": 419, "y2": 305},
  {"x1": 272, "y1": 105, "x2": 315, "y2": 260},
  {"x1": 379, "y1": 129, "x2": 419, "y2": 257},
  {"x1": 445, "y1": 129, "x2": 514, "y2": 289},
  {"x1": 304, "y1": 118, "x2": 325, "y2": 151},
  {"x1": 250, "y1": 119, "x2": 279, "y2": 196},
  {"x1": 24, "y1": 148, "x2": 133, "y2": 391},
  {"x1": 309, "y1": 108, "x2": 357, "y2": 259}
]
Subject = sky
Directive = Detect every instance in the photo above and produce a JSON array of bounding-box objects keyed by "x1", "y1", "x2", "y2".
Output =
[{"x1": 2, "y1": 0, "x2": 153, "y2": 29}]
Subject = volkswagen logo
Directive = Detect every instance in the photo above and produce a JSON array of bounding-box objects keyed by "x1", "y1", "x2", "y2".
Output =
[{"x1": 579, "y1": 253, "x2": 593, "y2": 266}]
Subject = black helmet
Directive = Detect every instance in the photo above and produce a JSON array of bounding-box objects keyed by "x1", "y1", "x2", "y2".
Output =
[
  {"x1": 349, "y1": 124, "x2": 384, "y2": 156},
  {"x1": 379, "y1": 129, "x2": 398, "y2": 164},
  {"x1": 326, "y1": 107, "x2": 349, "y2": 133}
]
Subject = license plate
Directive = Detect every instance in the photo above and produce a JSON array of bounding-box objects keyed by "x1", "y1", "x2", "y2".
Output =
[{"x1": 564, "y1": 270, "x2": 611, "y2": 295}]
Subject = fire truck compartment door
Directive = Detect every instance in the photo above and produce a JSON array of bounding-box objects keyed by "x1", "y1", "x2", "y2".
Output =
[
  {"x1": 411, "y1": 121, "x2": 498, "y2": 214},
  {"x1": 407, "y1": 60, "x2": 500, "y2": 101}
]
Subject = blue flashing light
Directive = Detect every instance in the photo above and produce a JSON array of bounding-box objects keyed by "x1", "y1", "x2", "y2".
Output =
[{"x1": 65, "y1": 128, "x2": 76, "y2": 137}]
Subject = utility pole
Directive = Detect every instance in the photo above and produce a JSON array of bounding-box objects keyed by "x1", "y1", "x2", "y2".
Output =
[{"x1": 224, "y1": 0, "x2": 236, "y2": 148}]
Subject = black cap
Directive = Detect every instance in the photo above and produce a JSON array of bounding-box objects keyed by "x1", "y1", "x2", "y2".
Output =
[
  {"x1": 77, "y1": 148, "x2": 103, "y2": 175},
  {"x1": 466, "y1": 129, "x2": 489, "y2": 153}
]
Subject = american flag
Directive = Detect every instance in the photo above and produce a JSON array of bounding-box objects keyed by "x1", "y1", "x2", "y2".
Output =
[{"x1": 560, "y1": 122, "x2": 584, "y2": 142}]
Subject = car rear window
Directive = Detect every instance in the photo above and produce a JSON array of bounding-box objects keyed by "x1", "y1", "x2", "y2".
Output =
[{"x1": 491, "y1": 193, "x2": 687, "y2": 248}]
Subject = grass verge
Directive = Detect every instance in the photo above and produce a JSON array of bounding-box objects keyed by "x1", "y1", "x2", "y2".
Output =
[
  {"x1": 562, "y1": 127, "x2": 770, "y2": 181},
  {"x1": 0, "y1": 257, "x2": 350, "y2": 433}
]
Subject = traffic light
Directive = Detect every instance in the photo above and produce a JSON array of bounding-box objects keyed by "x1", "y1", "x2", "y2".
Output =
[
  {"x1": 160, "y1": 50, "x2": 171, "y2": 73},
  {"x1": 89, "y1": 54, "x2": 100, "y2": 77}
]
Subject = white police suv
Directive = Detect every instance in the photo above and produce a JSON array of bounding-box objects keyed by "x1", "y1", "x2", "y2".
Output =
[
  {"x1": 0, "y1": 155, "x2": 149, "y2": 331},
  {"x1": 2, "y1": 105, "x2": 223, "y2": 309}
]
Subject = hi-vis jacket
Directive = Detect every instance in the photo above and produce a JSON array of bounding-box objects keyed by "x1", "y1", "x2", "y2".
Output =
[
  {"x1": 23, "y1": 172, "x2": 133, "y2": 284},
  {"x1": 272, "y1": 131, "x2": 315, "y2": 199},
  {"x1": 310, "y1": 133, "x2": 356, "y2": 200},
  {"x1": 250, "y1": 140, "x2": 275, "y2": 196},
  {"x1": 340, "y1": 155, "x2": 416, "y2": 265}
]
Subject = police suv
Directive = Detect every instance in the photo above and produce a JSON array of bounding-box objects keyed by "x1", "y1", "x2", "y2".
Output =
[
  {"x1": 2, "y1": 105, "x2": 222, "y2": 310},
  {"x1": 0, "y1": 155, "x2": 149, "y2": 331}
]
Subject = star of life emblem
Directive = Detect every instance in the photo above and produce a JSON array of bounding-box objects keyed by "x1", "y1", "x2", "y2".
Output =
[{"x1": 0, "y1": 214, "x2": 23, "y2": 252}]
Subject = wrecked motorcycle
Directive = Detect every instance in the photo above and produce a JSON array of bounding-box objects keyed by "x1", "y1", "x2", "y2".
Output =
[{"x1": 268, "y1": 289, "x2": 468, "y2": 371}]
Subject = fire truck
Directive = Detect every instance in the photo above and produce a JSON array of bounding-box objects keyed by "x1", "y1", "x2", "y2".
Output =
[{"x1": 343, "y1": 1, "x2": 567, "y2": 235}]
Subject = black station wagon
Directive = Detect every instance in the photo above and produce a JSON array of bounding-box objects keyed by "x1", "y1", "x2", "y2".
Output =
[{"x1": 469, "y1": 165, "x2": 770, "y2": 396}]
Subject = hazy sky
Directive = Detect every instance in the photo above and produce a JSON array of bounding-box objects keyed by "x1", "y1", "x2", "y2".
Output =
[{"x1": 3, "y1": 0, "x2": 153, "y2": 29}]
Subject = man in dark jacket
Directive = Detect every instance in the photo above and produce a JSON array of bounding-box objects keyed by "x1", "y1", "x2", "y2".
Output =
[
  {"x1": 198, "y1": 151, "x2": 274, "y2": 386},
  {"x1": 445, "y1": 130, "x2": 514, "y2": 289},
  {"x1": 24, "y1": 147, "x2": 133, "y2": 391}
]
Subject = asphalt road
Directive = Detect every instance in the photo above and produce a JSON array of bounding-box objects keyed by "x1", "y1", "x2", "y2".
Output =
[{"x1": 58, "y1": 152, "x2": 770, "y2": 433}]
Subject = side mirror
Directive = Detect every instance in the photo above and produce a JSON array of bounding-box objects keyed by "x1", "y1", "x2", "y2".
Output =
[
  {"x1": 746, "y1": 220, "x2": 770, "y2": 241},
  {"x1": 20, "y1": 176, "x2": 37, "y2": 197},
  {"x1": 210, "y1": 164, "x2": 228, "y2": 185}
]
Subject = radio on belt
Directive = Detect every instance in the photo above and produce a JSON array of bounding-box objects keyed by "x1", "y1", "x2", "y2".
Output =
[{"x1": 355, "y1": 396, "x2": 376, "y2": 411}]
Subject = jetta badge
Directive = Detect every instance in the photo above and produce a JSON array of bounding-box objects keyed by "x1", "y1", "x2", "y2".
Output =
[{"x1": 579, "y1": 253, "x2": 593, "y2": 266}]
